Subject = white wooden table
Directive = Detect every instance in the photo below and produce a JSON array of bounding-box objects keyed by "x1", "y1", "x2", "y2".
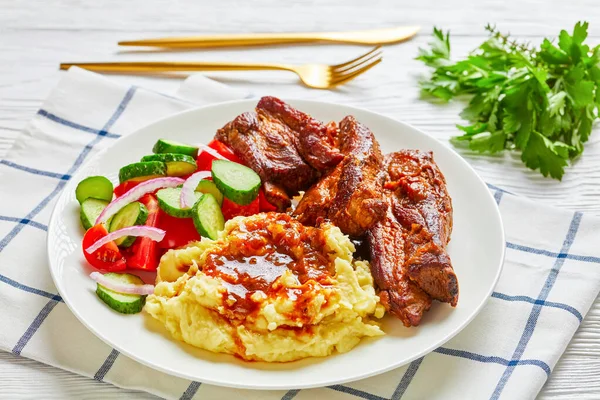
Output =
[{"x1": 2, "y1": 0, "x2": 600, "y2": 398}]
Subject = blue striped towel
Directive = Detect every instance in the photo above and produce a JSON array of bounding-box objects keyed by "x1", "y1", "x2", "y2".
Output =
[{"x1": 2, "y1": 67, "x2": 600, "y2": 400}]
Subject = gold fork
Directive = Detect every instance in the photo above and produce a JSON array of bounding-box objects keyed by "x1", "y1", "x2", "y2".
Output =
[{"x1": 59, "y1": 47, "x2": 383, "y2": 89}]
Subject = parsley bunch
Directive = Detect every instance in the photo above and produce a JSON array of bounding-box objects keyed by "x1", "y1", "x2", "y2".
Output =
[{"x1": 417, "y1": 22, "x2": 600, "y2": 179}]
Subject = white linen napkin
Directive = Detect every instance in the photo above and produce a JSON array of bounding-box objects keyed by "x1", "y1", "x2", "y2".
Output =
[{"x1": 1, "y1": 67, "x2": 600, "y2": 400}]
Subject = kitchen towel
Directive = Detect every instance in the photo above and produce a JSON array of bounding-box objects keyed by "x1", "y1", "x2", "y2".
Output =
[{"x1": 1, "y1": 67, "x2": 600, "y2": 400}]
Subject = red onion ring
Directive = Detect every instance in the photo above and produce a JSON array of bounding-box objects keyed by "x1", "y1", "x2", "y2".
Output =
[
  {"x1": 90, "y1": 272, "x2": 155, "y2": 295},
  {"x1": 85, "y1": 226, "x2": 165, "y2": 254},
  {"x1": 196, "y1": 143, "x2": 227, "y2": 161},
  {"x1": 180, "y1": 171, "x2": 212, "y2": 209},
  {"x1": 96, "y1": 177, "x2": 184, "y2": 225}
]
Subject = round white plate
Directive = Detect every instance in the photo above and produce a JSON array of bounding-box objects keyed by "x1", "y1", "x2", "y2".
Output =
[{"x1": 48, "y1": 99, "x2": 505, "y2": 390}]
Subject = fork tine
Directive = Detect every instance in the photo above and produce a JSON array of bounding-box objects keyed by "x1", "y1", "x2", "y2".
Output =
[
  {"x1": 332, "y1": 54, "x2": 383, "y2": 80},
  {"x1": 330, "y1": 57, "x2": 382, "y2": 86},
  {"x1": 332, "y1": 46, "x2": 382, "y2": 70},
  {"x1": 333, "y1": 48, "x2": 383, "y2": 74}
]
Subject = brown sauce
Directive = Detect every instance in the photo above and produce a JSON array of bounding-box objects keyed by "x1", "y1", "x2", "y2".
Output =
[{"x1": 201, "y1": 213, "x2": 335, "y2": 322}]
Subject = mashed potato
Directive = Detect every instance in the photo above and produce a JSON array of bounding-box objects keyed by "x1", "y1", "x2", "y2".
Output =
[{"x1": 145, "y1": 213, "x2": 384, "y2": 362}]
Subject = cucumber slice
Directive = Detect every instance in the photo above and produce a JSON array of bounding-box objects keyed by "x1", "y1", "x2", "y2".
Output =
[
  {"x1": 211, "y1": 160, "x2": 261, "y2": 205},
  {"x1": 192, "y1": 194, "x2": 224, "y2": 240},
  {"x1": 109, "y1": 202, "x2": 149, "y2": 247},
  {"x1": 75, "y1": 176, "x2": 113, "y2": 204},
  {"x1": 80, "y1": 198, "x2": 108, "y2": 230},
  {"x1": 118, "y1": 161, "x2": 166, "y2": 184},
  {"x1": 157, "y1": 187, "x2": 203, "y2": 218},
  {"x1": 95, "y1": 273, "x2": 147, "y2": 314},
  {"x1": 140, "y1": 153, "x2": 197, "y2": 177},
  {"x1": 195, "y1": 179, "x2": 224, "y2": 206},
  {"x1": 152, "y1": 139, "x2": 199, "y2": 158}
]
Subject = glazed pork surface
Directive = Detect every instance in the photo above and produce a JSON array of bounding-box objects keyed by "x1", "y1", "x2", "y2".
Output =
[
  {"x1": 293, "y1": 115, "x2": 388, "y2": 237},
  {"x1": 383, "y1": 150, "x2": 457, "y2": 306},
  {"x1": 366, "y1": 150, "x2": 457, "y2": 326},
  {"x1": 215, "y1": 96, "x2": 342, "y2": 210}
]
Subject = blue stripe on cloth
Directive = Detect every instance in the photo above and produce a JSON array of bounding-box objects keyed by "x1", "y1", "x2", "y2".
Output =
[
  {"x1": 94, "y1": 349, "x2": 120, "y2": 381},
  {"x1": 492, "y1": 292, "x2": 583, "y2": 322},
  {"x1": 0, "y1": 181, "x2": 68, "y2": 253},
  {"x1": 281, "y1": 389, "x2": 300, "y2": 400},
  {"x1": 507, "y1": 242, "x2": 600, "y2": 264},
  {"x1": 327, "y1": 385, "x2": 387, "y2": 400},
  {"x1": 5, "y1": 87, "x2": 137, "y2": 355},
  {"x1": 37, "y1": 109, "x2": 121, "y2": 139},
  {"x1": 493, "y1": 189, "x2": 504, "y2": 205},
  {"x1": 434, "y1": 347, "x2": 551, "y2": 377},
  {"x1": 491, "y1": 212, "x2": 582, "y2": 399},
  {"x1": 0, "y1": 160, "x2": 71, "y2": 180},
  {"x1": 12, "y1": 299, "x2": 60, "y2": 355},
  {"x1": 486, "y1": 183, "x2": 511, "y2": 194},
  {"x1": 0, "y1": 216, "x2": 48, "y2": 232},
  {"x1": 391, "y1": 357, "x2": 424, "y2": 399},
  {"x1": 0, "y1": 274, "x2": 62, "y2": 301},
  {"x1": 180, "y1": 381, "x2": 202, "y2": 400},
  {"x1": 0, "y1": 86, "x2": 136, "y2": 254}
]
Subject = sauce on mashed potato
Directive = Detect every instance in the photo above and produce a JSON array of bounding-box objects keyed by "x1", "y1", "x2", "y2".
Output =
[{"x1": 145, "y1": 212, "x2": 384, "y2": 362}]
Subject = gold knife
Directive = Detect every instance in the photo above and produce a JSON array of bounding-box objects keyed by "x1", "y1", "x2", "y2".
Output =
[{"x1": 118, "y1": 26, "x2": 419, "y2": 48}]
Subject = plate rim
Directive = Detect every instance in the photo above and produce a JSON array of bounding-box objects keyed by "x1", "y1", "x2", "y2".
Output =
[{"x1": 47, "y1": 97, "x2": 506, "y2": 390}]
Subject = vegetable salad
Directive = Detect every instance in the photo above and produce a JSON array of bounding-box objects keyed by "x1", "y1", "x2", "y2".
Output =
[{"x1": 76, "y1": 138, "x2": 272, "y2": 313}]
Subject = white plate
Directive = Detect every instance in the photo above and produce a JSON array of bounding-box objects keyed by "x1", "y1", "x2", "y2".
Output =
[{"x1": 48, "y1": 99, "x2": 505, "y2": 390}]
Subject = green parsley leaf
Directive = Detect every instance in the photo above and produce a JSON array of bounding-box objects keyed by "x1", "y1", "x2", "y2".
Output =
[
  {"x1": 521, "y1": 132, "x2": 571, "y2": 180},
  {"x1": 573, "y1": 22, "x2": 589, "y2": 45},
  {"x1": 416, "y1": 27, "x2": 451, "y2": 68},
  {"x1": 416, "y1": 22, "x2": 599, "y2": 179},
  {"x1": 565, "y1": 66, "x2": 595, "y2": 108},
  {"x1": 539, "y1": 39, "x2": 570, "y2": 64},
  {"x1": 558, "y1": 29, "x2": 573, "y2": 55},
  {"x1": 469, "y1": 131, "x2": 507, "y2": 153},
  {"x1": 577, "y1": 107, "x2": 594, "y2": 143},
  {"x1": 456, "y1": 122, "x2": 489, "y2": 135}
]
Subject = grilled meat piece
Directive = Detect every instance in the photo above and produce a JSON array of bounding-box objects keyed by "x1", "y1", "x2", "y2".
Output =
[
  {"x1": 294, "y1": 116, "x2": 387, "y2": 237},
  {"x1": 328, "y1": 116, "x2": 388, "y2": 236},
  {"x1": 262, "y1": 182, "x2": 291, "y2": 211},
  {"x1": 385, "y1": 150, "x2": 458, "y2": 306},
  {"x1": 367, "y1": 206, "x2": 432, "y2": 327},
  {"x1": 293, "y1": 161, "x2": 342, "y2": 227},
  {"x1": 257, "y1": 96, "x2": 343, "y2": 171},
  {"x1": 215, "y1": 111, "x2": 317, "y2": 195},
  {"x1": 215, "y1": 97, "x2": 344, "y2": 206}
]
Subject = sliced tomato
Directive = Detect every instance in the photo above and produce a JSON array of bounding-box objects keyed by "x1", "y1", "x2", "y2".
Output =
[
  {"x1": 196, "y1": 152, "x2": 215, "y2": 172},
  {"x1": 209, "y1": 139, "x2": 241, "y2": 163},
  {"x1": 157, "y1": 210, "x2": 201, "y2": 249},
  {"x1": 126, "y1": 236, "x2": 159, "y2": 271},
  {"x1": 258, "y1": 189, "x2": 278, "y2": 212},
  {"x1": 221, "y1": 196, "x2": 260, "y2": 220},
  {"x1": 113, "y1": 180, "x2": 142, "y2": 197},
  {"x1": 82, "y1": 224, "x2": 126, "y2": 271},
  {"x1": 125, "y1": 194, "x2": 161, "y2": 271},
  {"x1": 196, "y1": 139, "x2": 242, "y2": 171}
]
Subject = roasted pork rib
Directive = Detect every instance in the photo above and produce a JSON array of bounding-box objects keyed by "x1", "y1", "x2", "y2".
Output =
[
  {"x1": 257, "y1": 96, "x2": 343, "y2": 171},
  {"x1": 294, "y1": 116, "x2": 388, "y2": 237},
  {"x1": 367, "y1": 206, "x2": 432, "y2": 327},
  {"x1": 215, "y1": 96, "x2": 342, "y2": 211},
  {"x1": 366, "y1": 150, "x2": 457, "y2": 326},
  {"x1": 384, "y1": 150, "x2": 457, "y2": 306}
]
